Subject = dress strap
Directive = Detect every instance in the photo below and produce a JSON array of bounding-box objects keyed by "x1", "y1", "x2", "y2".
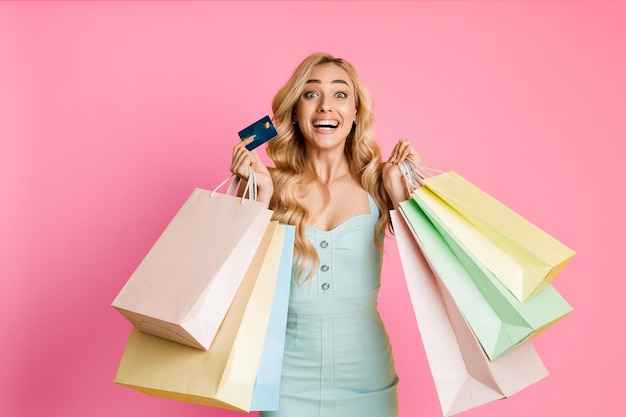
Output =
[{"x1": 367, "y1": 193, "x2": 379, "y2": 217}]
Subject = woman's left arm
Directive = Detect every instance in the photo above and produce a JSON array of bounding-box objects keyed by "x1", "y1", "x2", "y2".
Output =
[{"x1": 382, "y1": 138, "x2": 421, "y2": 208}]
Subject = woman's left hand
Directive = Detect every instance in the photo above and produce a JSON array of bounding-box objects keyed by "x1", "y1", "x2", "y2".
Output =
[
  {"x1": 382, "y1": 138, "x2": 421, "y2": 208},
  {"x1": 387, "y1": 137, "x2": 421, "y2": 165}
]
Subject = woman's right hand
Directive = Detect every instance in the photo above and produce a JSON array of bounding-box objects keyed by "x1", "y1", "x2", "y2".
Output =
[{"x1": 230, "y1": 136, "x2": 274, "y2": 205}]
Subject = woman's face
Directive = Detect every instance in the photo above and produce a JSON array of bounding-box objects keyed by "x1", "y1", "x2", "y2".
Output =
[{"x1": 294, "y1": 63, "x2": 358, "y2": 151}]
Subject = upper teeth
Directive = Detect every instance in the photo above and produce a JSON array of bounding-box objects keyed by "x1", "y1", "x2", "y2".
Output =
[{"x1": 314, "y1": 121, "x2": 338, "y2": 128}]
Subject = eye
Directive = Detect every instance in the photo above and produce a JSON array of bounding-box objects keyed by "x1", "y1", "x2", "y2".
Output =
[
  {"x1": 335, "y1": 91, "x2": 348, "y2": 99},
  {"x1": 304, "y1": 91, "x2": 319, "y2": 99}
]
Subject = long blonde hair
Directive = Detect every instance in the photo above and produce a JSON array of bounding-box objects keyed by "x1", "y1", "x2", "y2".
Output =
[{"x1": 267, "y1": 52, "x2": 392, "y2": 282}]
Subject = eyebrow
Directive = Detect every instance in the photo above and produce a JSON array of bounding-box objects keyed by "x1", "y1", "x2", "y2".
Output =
[{"x1": 305, "y1": 79, "x2": 350, "y2": 86}]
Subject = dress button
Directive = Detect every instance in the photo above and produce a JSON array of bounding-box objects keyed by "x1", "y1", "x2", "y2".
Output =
[
  {"x1": 320, "y1": 264, "x2": 329, "y2": 272},
  {"x1": 320, "y1": 240, "x2": 329, "y2": 248},
  {"x1": 321, "y1": 282, "x2": 330, "y2": 290}
]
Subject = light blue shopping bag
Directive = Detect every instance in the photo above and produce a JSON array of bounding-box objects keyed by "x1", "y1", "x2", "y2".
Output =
[{"x1": 250, "y1": 224, "x2": 295, "y2": 411}]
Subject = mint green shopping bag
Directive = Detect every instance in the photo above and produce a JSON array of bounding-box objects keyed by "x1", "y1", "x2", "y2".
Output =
[{"x1": 399, "y1": 197, "x2": 572, "y2": 360}]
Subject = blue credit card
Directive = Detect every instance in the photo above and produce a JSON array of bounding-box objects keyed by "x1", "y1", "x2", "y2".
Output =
[{"x1": 238, "y1": 115, "x2": 278, "y2": 150}]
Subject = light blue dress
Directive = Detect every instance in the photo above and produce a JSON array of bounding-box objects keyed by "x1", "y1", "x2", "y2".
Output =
[{"x1": 261, "y1": 195, "x2": 399, "y2": 417}]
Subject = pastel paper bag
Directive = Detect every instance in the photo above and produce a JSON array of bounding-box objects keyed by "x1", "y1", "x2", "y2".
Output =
[
  {"x1": 391, "y1": 210, "x2": 549, "y2": 417},
  {"x1": 399, "y1": 198, "x2": 572, "y2": 360},
  {"x1": 114, "y1": 222, "x2": 287, "y2": 411},
  {"x1": 250, "y1": 224, "x2": 295, "y2": 411},
  {"x1": 421, "y1": 170, "x2": 575, "y2": 302},
  {"x1": 412, "y1": 188, "x2": 573, "y2": 348},
  {"x1": 112, "y1": 178, "x2": 272, "y2": 350}
]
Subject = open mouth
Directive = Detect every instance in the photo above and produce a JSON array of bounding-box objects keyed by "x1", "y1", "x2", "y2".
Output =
[{"x1": 312, "y1": 120, "x2": 340, "y2": 131}]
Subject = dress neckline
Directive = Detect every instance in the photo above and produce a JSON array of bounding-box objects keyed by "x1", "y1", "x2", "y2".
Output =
[{"x1": 306, "y1": 194, "x2": 379, "y2": 233}]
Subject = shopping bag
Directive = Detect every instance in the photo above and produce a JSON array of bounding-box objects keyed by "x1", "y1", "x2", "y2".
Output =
[
  {"x1": 112, "y1": 173, "x2": 272, "y2": 350},
  {"x1": 114, "y1": 222, "x2": 292, "y2": 412},
  {"x1": 412, "y1": 188, "x2": 573, "y2": 350},
  {"x1": 399, "y1": 198, "x2": 572, "y2": 360},
  {"x1": 391, "y1": 210, "x2": 549, "y2": 417},
  {"x1": 420, "y1": 169, "x2": 575, "y2": 302},
  {"x1": 250, "y1": 224, "x2": 295, "y2": 411}
]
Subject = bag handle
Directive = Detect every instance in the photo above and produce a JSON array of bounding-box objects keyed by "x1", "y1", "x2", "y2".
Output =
[
  {"x1": 211, "y1": 175, "x2": 239, "y2": 196},
  {"x1": 401, "y1": 159, "x2": 448, "y2": 181},
  {"x1": 398, "y1": 159, "x2": 423, "y2": 194},
  {"x1": 242, "y1": 170, "x2": 258, "y2": 203},
  {"x1": 409, "y1": 159, "x2": 446, "y2": 179},
  {"x1": 210, "y1": 168, "x2": 258, "y2": 204}
]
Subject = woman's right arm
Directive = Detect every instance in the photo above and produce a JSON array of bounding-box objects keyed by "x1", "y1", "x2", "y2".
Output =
[{"x1": 230, "y1": 136, "x2": 274, "y2": 206}]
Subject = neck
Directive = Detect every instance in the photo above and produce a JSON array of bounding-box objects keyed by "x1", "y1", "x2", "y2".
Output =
[{"x1": 307, "y1": 153, "x2": 351, "y2": 184}]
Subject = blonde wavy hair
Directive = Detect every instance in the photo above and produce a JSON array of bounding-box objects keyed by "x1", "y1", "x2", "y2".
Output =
[{"x1": 267, "y1": 52, "x2": 392, "y2": 282}]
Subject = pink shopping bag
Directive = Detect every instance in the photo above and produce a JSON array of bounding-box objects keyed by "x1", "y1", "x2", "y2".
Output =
[
  {"x1": 391, "y1": 209, "x2": 549, "y2": 416},
  {"x1": 112, "y1": 174, "x2": 273, "y2": 350}
]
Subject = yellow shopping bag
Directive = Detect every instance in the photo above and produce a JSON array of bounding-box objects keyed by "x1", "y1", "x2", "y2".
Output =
[
  {"x1": 420, "y1": 169, "x2": 575, "y2": 302},
  {"x1": 114, "y1": 222, "x2": 288, "y2": 412}
]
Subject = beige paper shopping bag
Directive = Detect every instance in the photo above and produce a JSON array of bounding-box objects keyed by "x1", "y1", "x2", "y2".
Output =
[
  {"x1": 114, "y1": 222, "x2": 288, "y2": 411},
  {"x1": 112, "y1": 177, "x2": 273, "y2": 350},
  {"x1": 391, "y1": 210, "x2": 549, "y2": 417}
]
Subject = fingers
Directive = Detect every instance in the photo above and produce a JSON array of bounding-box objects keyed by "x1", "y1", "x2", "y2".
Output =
[
  {"x1": 382, "y1": 159, "x2": 404, "y2": 179},
  {"x1": 230, "y1": 136, "x2": 256, "y2": 179},
  {"x1": 390, "y1": 138, "x2": 408, "y2": 163},
  {"x1": 233, "y1": 135, "x2": 255, "y2": 155},
  {"x1": 389, "y1": 138, "x2": 420, "y2": 164},
  {"x1": 231, "y1": 153, "x2": 253, "y2": 179}
]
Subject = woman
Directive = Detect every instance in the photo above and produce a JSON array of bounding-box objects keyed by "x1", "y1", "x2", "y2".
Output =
[{"x1": 231, "y1": 52, "x2": 418, "y2": 417}]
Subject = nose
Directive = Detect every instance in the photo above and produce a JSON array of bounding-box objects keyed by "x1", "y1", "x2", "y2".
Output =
[{"x1": 317, "y1": 96, "x2": 332, "y2": 112}]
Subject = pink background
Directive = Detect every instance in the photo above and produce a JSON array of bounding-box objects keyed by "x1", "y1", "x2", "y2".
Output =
[{"x1": 2, "y1": 1, "x2": 624, "y2": 416}]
